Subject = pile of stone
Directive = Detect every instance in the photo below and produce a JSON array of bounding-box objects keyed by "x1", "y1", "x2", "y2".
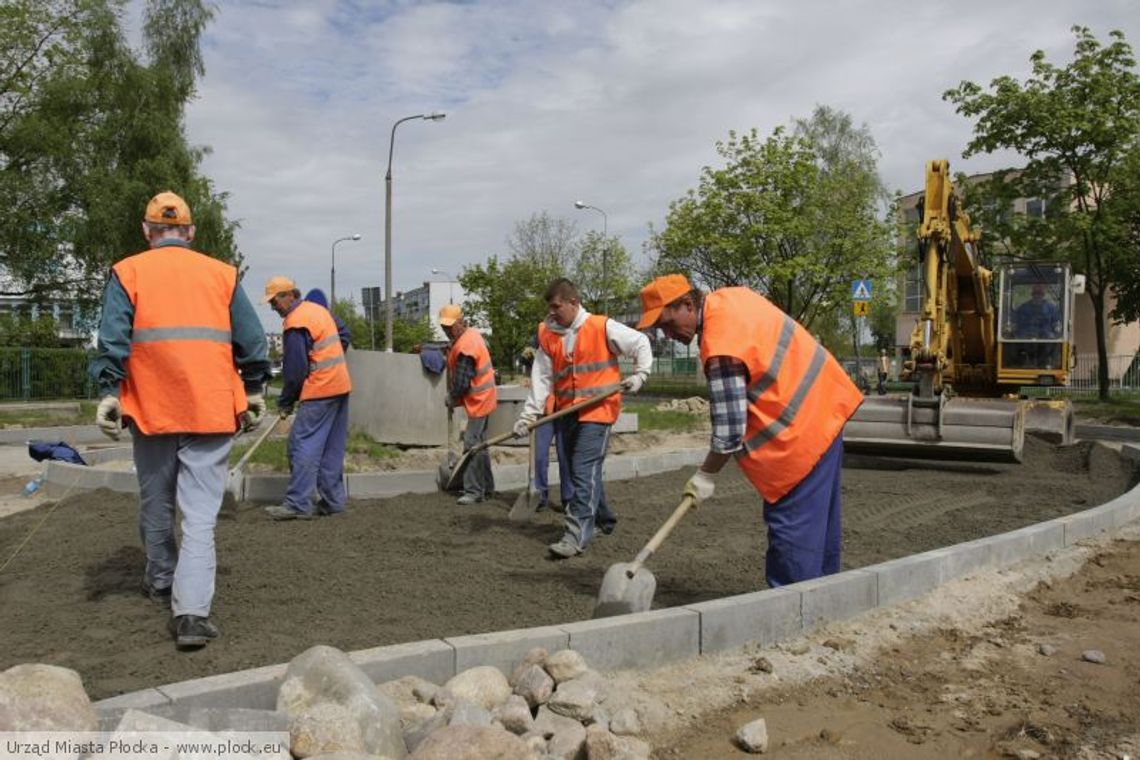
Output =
[
  {"x1": 1, "y1": 646, "x2": 651, "y2": 759},
  {"x1": 654, "y1": 397, "x2": 708, "y2": 414}
]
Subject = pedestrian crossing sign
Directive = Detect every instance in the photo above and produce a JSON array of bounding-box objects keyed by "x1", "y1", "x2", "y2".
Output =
[
  {"x1": 852, "y1": 279, "x2": 872, "y2": 301},
  {"x1": 853, "y1": 300, "x2": 870, "y2": 317}
]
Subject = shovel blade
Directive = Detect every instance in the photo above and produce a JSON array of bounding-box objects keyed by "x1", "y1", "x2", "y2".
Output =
[
  {"x1": 437, "y1": 450, "x2": 460, "y2": 491},
  {"x1": 592, "y1": 562, "x2": 656, "y2": 619}
]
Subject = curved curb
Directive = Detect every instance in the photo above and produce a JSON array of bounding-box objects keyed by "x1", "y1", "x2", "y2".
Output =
[{"x1": 94, "y1": 462, "x2": 1140, "y2": 715}]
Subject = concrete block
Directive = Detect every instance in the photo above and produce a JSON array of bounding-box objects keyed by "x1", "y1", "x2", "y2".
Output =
[
  {"x1": 1121, "y1": 443, "x2": 1140, "y2": 463},
  {"x1": 1060, "y1": 505, "x2": 1116, "y2": 545},
  {"x1": 684, "y1": 587, "x2": 801, "y2": 654},
  {"x1": 939, "y1": 538, "x2": 994, "y2": 581},
  {"x1": 603, "y1": 457, "x2": 638, "y2": 482},
  {"x1": 632, "y1": 454, "x2": 667, "y2": 478},
  {"x1": 872, "y1": 550, "x2": 947, "y2": 607},
  {"x1": 446, "y1": 626, "x2": 569, "y2": 677},
  {"x1": 349, "y1": 639, "x2": 456, "y2": 686},
  {"x1": 43, "y1": 460, "x2": 138, "y2": 497},
  {"x1": 242, "y1": 474, "x2": 288, "y2": 504},
  {"x1": 487, "y1": 384, "x2": 527, "y2": 442},
  {"x1": 560, "y1": 608, "x2": 699, "y2": 671},
  {"x1": 347, "y1": 350, "x2": 449, "y2": 446},
  {"x1": 490, "y1": 463, "x2": 529, "y2": 491},
  {"x1": 94, "y1": 688, "x2": 172, "y2": 713},
  {"x1": 346, "y1": 470, "x2": 438, "y2": 499},
  {"x1": 612, "y1": 413, "x2": 639, "y2": 434},
  {"x1": 0, "y1": 425, "x2": 132, "y2": 445},
  {"x1": 157, "y1": 662, "x2": 287, "y2": 710},
  {"x1": 797, "y1": 570, "x2": 877, "y2": 630},
  {"x1": 982, "y1": 528, "x2": 1036, "y2": 568},
  {"x1": 81, "y1": 446, "x2": 133, "y2": 465}
]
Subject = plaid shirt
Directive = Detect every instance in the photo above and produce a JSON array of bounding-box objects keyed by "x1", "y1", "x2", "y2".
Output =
[
  {"x1": 699, "y1": 307, "x2": 750, "y2": 454},
  {"x1": 449, "y1": 353, "x2": 476, "y2": 406}
]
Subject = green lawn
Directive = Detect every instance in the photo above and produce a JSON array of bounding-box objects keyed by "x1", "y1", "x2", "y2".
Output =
[
  {"x1": 229, "y1": 430, "x2": 397, "y2": 472},
  {"x1": 0, "y1": 401, "x2": 97, "y2": 428},
  {"x1": 623, "y1": 401, "x2": 705, "y2": 433},
  {"x1": 1071, "y1": 394, "x2": 1140, "y2": 426}
]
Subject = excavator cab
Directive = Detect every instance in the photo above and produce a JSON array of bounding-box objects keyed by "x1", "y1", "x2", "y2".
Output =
[{"x1": 996, "y1": 263, "x2": 1078, "y2": 387}]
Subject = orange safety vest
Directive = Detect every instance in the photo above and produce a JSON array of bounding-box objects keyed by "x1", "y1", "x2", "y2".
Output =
[
  {"x1": 113, "y1": 247, "x2": 246, "y2": 435},
  {"x1": 447, "y1": 327, "x2": 497, "y2": 418},
  {"x1": 283, "y1": 301, "x2": 352, "y2": 400},
  {"x1": 700, "y1": 288, "x2": 863, "y2": 503},
  {"x1": 539, "y1": 315, "x2": 622, "y2": 425}
]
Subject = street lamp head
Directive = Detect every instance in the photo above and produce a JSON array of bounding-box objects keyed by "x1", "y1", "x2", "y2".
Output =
[
  {"x1": 574, "y1": 200, "x2": 587, "y2": 209},
  {"x1": 351, "y1": 233, "x2": 362, "y2": 241},
  {"x1": 425, "y1": 111, "x2": 446, "y2": 121}
]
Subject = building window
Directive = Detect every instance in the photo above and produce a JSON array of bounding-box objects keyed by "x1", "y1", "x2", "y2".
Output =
[
  {"x1": 904, "y1": 267, "x2": 922, "y2": 312},
  {"x1": 1025, "y1": 198, "x2": 1046, "y2": 218}
]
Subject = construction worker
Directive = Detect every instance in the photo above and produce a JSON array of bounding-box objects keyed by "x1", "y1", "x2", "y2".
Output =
[
  {"x1": 303, "y1": 288, "x2": 352, "y2": 350},
  {"x1": 89, "y1": 191, "x2": 269, "y2": 650},
  {"x1": 264, "y1": 276, "x2": 352, "y2": 520},
  {"x1": 636, "y1": 274, "x2": 863, "y2": 587},
  {"x1": 440, "y1": 304, "x2": 498, "y2": 504},
  {"x1": 515, "y1": 278, "x2": 652, "y2": 558},
  {"x1": 877, "y1": 349, "x2": 890, "y2": 395}
]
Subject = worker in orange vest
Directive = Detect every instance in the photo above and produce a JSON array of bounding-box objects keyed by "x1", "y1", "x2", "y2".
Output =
[
  {"x1": 263, "y1": 276, "x2": 353, "y2": 521},
  {"x1": 637, "y1": 274, "x2": 863, "y2": 586},
  {"x1": 440, "y1": 304, "x2": 498, "y2": 504},
  {"x1": 515, "y1": 278, "x2": 652, "y2": 558},
  {"x1": 89, "y1": 191, "x2": 270, "y2": 650}
]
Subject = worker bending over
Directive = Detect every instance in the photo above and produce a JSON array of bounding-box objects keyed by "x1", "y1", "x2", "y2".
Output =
[
  {"x1": 90, "y1": 191, "x2": 269, "y2": 649},
  {"x1": 263, "y1": 276, "x2": 352, "y2": 520},
  {"x1": 637, "y1": 275, "x2": 862, "y2": 586},
  {"x1": 516, "y1": 278, "x2": 652, "y2": 558},
  {"x1": 440, "y1": 304, "x2": 498, "y2": 505}
]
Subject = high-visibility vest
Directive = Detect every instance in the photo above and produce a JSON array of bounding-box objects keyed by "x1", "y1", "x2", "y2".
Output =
[
  {"x1": 700, "y1": 288, "x2": 863, "y2": 503},
  {"x1": 447, "y1": 327, "x2": 497, "y2": 418},
  {"x1": 283, "y1": 301, "x2": 352, "y2": 400},
  {"x1": 539, "y1": 315, "x2": 622, "y2": 425},
  {"x1": 112, "y1": 247, "x2": 246, "y2": 435}
]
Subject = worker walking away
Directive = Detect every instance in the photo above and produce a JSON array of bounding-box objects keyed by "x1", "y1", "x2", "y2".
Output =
[
  {"x1": 90, "y1": 191, "x2": 270, "y2": 650},
  {"x1": 440, "y1": 304, "x2": 498, "y2": 505},
  {"x1": 514, "y1": 278, "x2": 652, "y2": 558},
  {"x1": 637, "y1": 274, "x2": 863, "y2": 587},
  {"x1": 877, "y1": 349, "x2": 890, "y2": 396},
  {"x1": 264, "y1": 276, "x2": 352, "y2": 520}
]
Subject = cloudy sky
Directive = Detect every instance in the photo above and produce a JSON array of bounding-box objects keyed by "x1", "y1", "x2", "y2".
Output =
[{"x1": 176, "y1": 0, "x2": 1138, "y2": 329}]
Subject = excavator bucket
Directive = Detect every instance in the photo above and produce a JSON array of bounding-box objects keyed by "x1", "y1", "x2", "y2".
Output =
[
  {"x1": 844, "y1": 396, "x2": 1025, "y2": 463},
  {"x1": 1022, "y1": 398, "x2": 1075, "y2": 445}
]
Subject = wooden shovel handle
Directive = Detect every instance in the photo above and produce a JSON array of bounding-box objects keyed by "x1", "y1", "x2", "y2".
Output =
[
  {"x1": 231, "y1": 416, "x2": 282, "y2": 472},
  {"x1": 625, "y1": 494, "x2": 696, "y2": 578}
]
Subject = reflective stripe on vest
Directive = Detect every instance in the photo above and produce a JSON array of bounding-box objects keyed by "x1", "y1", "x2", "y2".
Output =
[
  {"x1": 447, "y1": 327, "x2": 498, "y2": 418},
  {"x1": 539, "y1": 314, "x2": 622, "y2": 425},
  {"x1": 284, "y1": 301, "x2": 352, "y2": 400},
  {"x1": 112, "y1": 247, "x2": 246, "y2": 435},
  {"x1": 699, "y1": 287, "x2": 863, "y2": 503}
]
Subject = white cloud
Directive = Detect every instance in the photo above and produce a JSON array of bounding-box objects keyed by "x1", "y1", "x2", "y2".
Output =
[{"x1": 180, "y1": 0, "x2": 1140, "y2": 330}]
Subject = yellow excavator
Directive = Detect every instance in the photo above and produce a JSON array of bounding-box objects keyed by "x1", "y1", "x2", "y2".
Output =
[{"x1": 844, "y1": 160, "x2": 1083, "y2": 462}]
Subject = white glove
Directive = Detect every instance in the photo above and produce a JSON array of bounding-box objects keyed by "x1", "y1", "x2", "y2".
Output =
[
  {"x1": 513, "y1": 415, "x2": 535, "y2": 438},
  {"x1": 620, "y1": 374, "x2": 645, "y2": 394},
  {"x1": 96, "y1": 396, "x2": 122, "y2": 440},
  {"x1": 242, "y1": 393, "x2": 266, "y2": 431},
  {"x1": 684, "y1": 470, "x2": 716, "y2": 506}
]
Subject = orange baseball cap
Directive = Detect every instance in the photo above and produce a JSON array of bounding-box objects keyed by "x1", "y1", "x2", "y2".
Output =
[
  {"x1": 262, "y1": 276, "x2": 297, "y2": 303},
  {"x1": 145, "y1": 191, "x2": 192, "y2": 225},
  {"x1": 438, "y1": 304, "x2": 462, "y2": 326},
  {"x1": 636, "y1": 274, "x2": 693, "y2": 329}
]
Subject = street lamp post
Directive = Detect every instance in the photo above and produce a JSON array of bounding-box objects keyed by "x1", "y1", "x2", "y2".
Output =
[
  {"x1": 574, "y1": 200, "x2": 609, "y2": 313},
  {"x1": 330, "y1": 233, "x2": 362, "y2": 306},
  {"x1": 385, "y1": 111, "x2": 446, "y2": 352},
  {"x1": 431, "y1": 267, "x2": 455, "y2": 304}
]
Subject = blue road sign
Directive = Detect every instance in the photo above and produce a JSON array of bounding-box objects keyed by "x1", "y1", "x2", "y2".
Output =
[{"x1": 852, "y1": 279, "x2": 872, "y2": 301}]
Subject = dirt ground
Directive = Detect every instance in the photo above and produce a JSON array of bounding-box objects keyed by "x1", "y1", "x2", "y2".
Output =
[
  {"x1": 0, "y1": 437, "x2": 1133, "y2": 701},
  {"x1": 646, "y1": 531, "x2": 1140, "y2": 759}
]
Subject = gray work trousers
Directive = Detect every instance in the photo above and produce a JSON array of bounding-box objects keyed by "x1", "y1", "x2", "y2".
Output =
[
  {"x1": 462, "y1": 414, "x2": 495, "y2": 499},
  {"x1": 132, "y1": 428, "x2": 232, "y2": 617}
]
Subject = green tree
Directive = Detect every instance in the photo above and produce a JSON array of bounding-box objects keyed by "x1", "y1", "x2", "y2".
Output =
[
  {"x1": 459, "y1": 256, "x2": 558, "y2": 370},
  {"x1": 945, "y1": 26, "x2": 1140, "y2": 399},
  {"x1": 572, "y1": 231, "x2": 634, "y2": 314},
  {"x1": 649, "y1": 108, "x2": 893, "y2": 329}
]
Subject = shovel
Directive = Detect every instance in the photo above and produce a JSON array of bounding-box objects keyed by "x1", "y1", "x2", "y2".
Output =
[
  {"x1": 222, "y1": 415, "x2": 283, "y2": 509},
  {"x1": 441, "y1": 387, "x2": 621, "y2": 493},
  {"x1": 436, "y1": 406, "x2": 460, "y2": 490},
  {"x1": 507, "y1": 429, "x2": 540, "y2": 521},
  {"x1": 592, "y1": 494, "x2": 696, "y2": 618}
]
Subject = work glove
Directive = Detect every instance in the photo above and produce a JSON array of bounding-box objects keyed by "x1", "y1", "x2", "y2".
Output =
[
  {"x1": 620, "y1": 374, "x2": 645, "y2": 395},
  {"x1": 683, "y1": 470, "x2": 717, "y2": 506},
  {"x1": 512, "y1": 415, "x2": 536, "y2": 439},
  {"x1": 277, "y1": 401, "x2": 294, "y2": 419},
  {"x1": 242, "y1": 393, "x2": 266, "y2": 432},
  {"x1": 95, "y1": 396, "x2": 123, "y2": 440}
]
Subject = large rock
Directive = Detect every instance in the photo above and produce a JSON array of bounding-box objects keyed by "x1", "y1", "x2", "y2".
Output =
[
  {"x1": 548, "y1": 678, "x2": 602, "y2": 722},
  {"x1": 509, "y1": 648, "x2": 550, "y2": 686},
  {"x1": 443, "y1": 666, "x2": 512, "y2": 711},
  {"x1": 379, "y1": 676, "x2": 440, "y2": 710},
  {"x1": 409, "y1": 724, "x2": 534, "y2": 759},
  {"x1": 735, "y1": 718, "x2": 769, "y2": 753},
  {"x1": 544, "y1": 650, "x2": 588, "y2": 684},
  {"x1": 111, "y1": 709, "x2": 289, "y2": 760},
  {"x1": 404, "y1": 711, "x2": 449, "y2": 754},
  {"x1": 494, "y1": 695, "x2": 534, "y2": 735},
  {"x1": 513, "y1": 664, "x2": 554, "y2": 708},
  {"x1": 277, "y1": 645, "x2": 406, "y2": 759},
  {"x1": 584, "y1": 724, "x2": 651, "y2": 759},
  {"x1": 290, "y1": 702, "x2": 365, "y2": 758},
  {"x1": 448, "y1": 700, "x2": 493, "y2": 728},
  {"x1": 609, "y1": 708, "x2": 642, "y2": 736},
  {"x1": 533, "y1": 706, "x2": 586, "y2": 760},
  {"x1": 400, "y1": 703, "x2": 437, "y2": 730},
  {"x1": 0, "y1": 664, "x2": 97, "y2": 731}
]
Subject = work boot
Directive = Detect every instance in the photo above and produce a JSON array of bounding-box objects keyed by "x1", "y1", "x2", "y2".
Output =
[
  {"x1": 536, "y1": 500, "x2": 550, "y2": 513},
  {"x1": 169, "y1": 615, "x2": 219, "y2": 650},
  {"x1": 141, "y1": 580, "x2": 172, "y2": 604},
  {"x1": 598, "y1": 521, "x2": 616, "y2": 536},
  {"x1": 547, "y1": 537, "x2": 583, "y2": 559},
  {"x1": 456, "y1": 494, "x2": 485, "y2": 506},
  {"x1": 264, "y1": 505, "x2": 312, "y2": 521},
  {"x1": 315, "y1": 500, "x2": 345, "y2": 517}
]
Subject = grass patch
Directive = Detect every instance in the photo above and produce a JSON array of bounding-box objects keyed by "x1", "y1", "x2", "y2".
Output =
[
  {"x1": 0, "y1": 401, "x2": 97, "y2": 428},
  {"x1": 624, "y1": 401, "x2": 704, "y2": 433},
  {"x1": 346, "y1": 431, "x2": 398, "y2": 460},
  {"x1": 1071, "y1": 395, "x2": 1140, "y2": 426},
  {"x1": 229, "y1": 438, "x2": 289, "y2": 470},
  {"x1": 229, "y1": 430, "x2": 398, "y2": 472}
]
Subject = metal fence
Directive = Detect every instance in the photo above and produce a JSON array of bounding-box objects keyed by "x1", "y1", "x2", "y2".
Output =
[
  {"x1": 0, "y1": 348, "x2": 95, "y2": 401},
  {"x1": 1050, "y1": 353, "x2": 1140, "y2": 396}
]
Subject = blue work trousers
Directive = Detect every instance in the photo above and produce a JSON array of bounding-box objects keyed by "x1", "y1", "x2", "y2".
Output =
[
  {"x1": 285, "y1": 394, "x2": 349, "y2": 515},
  {"x1": 533, "y1": 418, "x2": 573, "y2": 507},
  {"x1": 762, "y1": 433, "x2": 844, "y2": 587},
  {"x1": 560, "y1": 416, "x2": 616, "y2": 550}
]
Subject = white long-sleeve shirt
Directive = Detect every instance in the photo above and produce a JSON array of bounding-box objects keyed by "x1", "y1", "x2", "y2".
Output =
[{"x1": 522, "y1": 305, "x2": 653, "y2": 420}]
